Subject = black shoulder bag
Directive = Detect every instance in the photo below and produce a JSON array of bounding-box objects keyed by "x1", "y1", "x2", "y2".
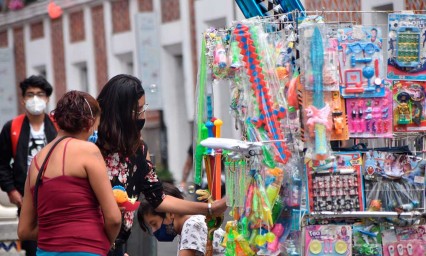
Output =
[{"x1": 33, "y1": 136, "x2": 71, "y2": 209}]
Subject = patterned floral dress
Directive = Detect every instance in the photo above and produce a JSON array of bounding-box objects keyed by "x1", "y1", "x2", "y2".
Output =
[{"x1": 104, "y1": 141, "x2": 164, "y2": 241}]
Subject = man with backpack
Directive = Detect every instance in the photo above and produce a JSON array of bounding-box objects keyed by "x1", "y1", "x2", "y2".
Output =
[{"x1": 0, "y1": 75, "x2": 57, "y2": 256}]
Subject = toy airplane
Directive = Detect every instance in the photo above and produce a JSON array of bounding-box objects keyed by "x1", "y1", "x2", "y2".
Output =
[
  {"x1": 201, "y1": 137, "x2": 287, "y2": 158},
  {"x1": 201, "y1": 137, "x2": 263, "y2": 157}
]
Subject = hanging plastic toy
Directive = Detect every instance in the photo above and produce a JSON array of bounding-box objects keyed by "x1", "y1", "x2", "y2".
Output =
[{"x1": 48, "y1": 0, "x2": 63, "y2": 19}]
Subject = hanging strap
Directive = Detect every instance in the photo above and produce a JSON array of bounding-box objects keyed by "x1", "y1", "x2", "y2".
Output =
[
  {"x1": 33, "y1": 136, "x2": 72, "y2": 210},
  {"x1": 11, "y1": 114, "x2": 26, "y2": 157}
]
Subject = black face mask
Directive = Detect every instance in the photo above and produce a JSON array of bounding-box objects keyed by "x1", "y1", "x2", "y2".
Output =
[{"x1": 136, "y1": 119, "x2": 145, "y2": 131}]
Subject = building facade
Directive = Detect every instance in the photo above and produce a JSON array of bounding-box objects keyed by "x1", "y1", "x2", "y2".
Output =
[{"x1": 0, "y1": 0, "x2": 241, "y2": 182}]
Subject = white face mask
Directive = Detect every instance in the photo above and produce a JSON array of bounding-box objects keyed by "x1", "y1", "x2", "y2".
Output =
[{"x1": 25, "y1": 96, "x2": 47, "y2": 115}]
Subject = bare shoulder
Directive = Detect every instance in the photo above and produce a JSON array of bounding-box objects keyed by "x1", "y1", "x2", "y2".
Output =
[{"x1": 68, "y1": 139, "x2": 102, "y2": 155}]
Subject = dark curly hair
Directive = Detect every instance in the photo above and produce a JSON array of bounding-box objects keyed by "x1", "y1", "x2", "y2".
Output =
[
  {"x1": 137, "y1": 183, "x2": 183, "y2": 233},
  {"x1": 20, "y1": 75, "x2": 53, "y2": 97},
  {"x1": 53, "y1": 90, "x2": 100, "y2": 133},
  {"x1": 96, "y1": 74, "x2": 145, "y2": 157}
]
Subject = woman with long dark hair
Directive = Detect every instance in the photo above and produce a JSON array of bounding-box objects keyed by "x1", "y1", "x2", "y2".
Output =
[{"x1": 97, "y1": 74, "x2": 227, "y2": 256}]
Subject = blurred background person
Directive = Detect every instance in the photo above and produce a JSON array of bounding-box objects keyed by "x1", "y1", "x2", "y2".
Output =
[{"x1": 0, "y1": 75, "x2": 57, "y2": 256}]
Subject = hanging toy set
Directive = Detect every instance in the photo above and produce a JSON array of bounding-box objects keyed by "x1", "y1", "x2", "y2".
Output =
[
  {"x1": 387, "y1": 14, "x2": 426, "y2": 81},
  {"x1": 393, "y1": 80, "x2": 426, "y2": 132},
  {"x1": 192, "y1": 4, "x2": 426, "y2": 255}
]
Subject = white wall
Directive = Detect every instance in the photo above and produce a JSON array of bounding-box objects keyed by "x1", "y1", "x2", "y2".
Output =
[
  {"x1": 155, "y1": 0, "x2": 190, "y2": 180},
  {"x1": 25, "y1": 17, "x2": 55, "y2": 110},
  {"x1": 362, "y1": 0, "x2": 404, "y2": 25},
  {"x1": 195, "y1": 0, "x2": 242, "y2": 141}
]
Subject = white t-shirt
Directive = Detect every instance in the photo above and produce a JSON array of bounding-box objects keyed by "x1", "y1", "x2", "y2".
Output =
[
  {"x1": 177, "y1": 215, "x2": 225, "y2": 256},
  {"x1": 27, "y1": 123, "x2": 46, "y2": 171}
]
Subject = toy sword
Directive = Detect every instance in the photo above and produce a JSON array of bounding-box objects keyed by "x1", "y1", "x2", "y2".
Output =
[{"x1": 311, "y1": 27, "x2": 328, "y2": 159}]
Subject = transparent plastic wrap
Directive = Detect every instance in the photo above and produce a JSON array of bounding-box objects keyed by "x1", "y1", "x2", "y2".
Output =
[
  {"x1": 365, "y1": 178, "x2": 423, "y2": 212},
  {"x1": 224, "y1": 159, "x2": 249, "y2": 208},
  {"x1": 363, "y1": 151, "x2": 425, "y2": 212},
  {"x1": 232, "y1": 21, "x2": 292, "y2": 165},
  {"x1": 352, "y1": 223, "x2": 383, "y2": 256},
  {"x1": 298, "y1": 24, "x2": 332, "y2": 161},
  {"x1": 345, "y1": 88, "x2": 393, "y2": 138},
  {"x1": 193, "y1": 35, "x2": 209, "y2": 185},
  {"x1": 337, "y1": 25, "x2": 386, "y2": 98},
  {"x1": 299, "y1": 23, "x2": 339, "y2": 92}
]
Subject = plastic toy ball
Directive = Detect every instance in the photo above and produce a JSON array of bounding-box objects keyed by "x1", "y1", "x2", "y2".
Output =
[
  {"x1": 255, "y1": 234, "x2": 266, "y2": 247},
  {"x1": 265, "y1": 232, "x2": 276, "y2": 243}
]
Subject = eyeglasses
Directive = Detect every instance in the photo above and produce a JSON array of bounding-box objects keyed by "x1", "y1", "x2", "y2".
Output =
[
  {"x1": 25, "y1": 92, "x2": 47, "y2": 98},
  {"x1": 134, "y1": 104, "x2": 149, "y2": 116}
]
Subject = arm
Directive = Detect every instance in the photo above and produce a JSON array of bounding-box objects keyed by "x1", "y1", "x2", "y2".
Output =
[
  {"x1": 17, "y1": 176, "x2": 38, "y2": 240},
  {"x1": 85, "y1": 143, "x2": 122, "y2": 245},
  {"x1": 140, "y1": 144, "x2": 227, "y2": 216},
  {"x1": 179, "y1": 249, "x2": 197, "y2": 256},
  {"x1": 156, "y1": 195, "x2": 227, "y2": 216},
  {"x1": 0, "y1": 122, "x2": 17, "y2": 194}
]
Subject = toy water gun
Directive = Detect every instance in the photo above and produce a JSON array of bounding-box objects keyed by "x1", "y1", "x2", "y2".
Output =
[{"x1": 112, "y1": 185, "x2": 140, "y2": 211}]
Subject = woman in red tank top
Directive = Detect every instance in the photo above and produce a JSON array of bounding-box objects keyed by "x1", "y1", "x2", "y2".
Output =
[{"x1": 18, "y1": 91, "x2": 122, "y2": 255}]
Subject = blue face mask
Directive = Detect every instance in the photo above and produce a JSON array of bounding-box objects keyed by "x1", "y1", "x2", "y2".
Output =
[
  {"x1": 153, "y1": 218, "x2": 177, "y2": 242},
  {"x1": 88, "y1": 130, "x2": 98, "y2": 143}
]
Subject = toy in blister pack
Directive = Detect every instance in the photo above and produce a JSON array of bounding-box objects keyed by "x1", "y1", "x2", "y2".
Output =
[
  {"x1": 299, "y1": 24, "x2": 340, "y2": 92},
  {"x1": 352, "y1": 223, "x2": 383, "y2": 256},
  {"x1": 387, "y1": 13, "x2": 426, "y2": 81},
  {"x1": 395, "y1": 225, "x2": 426, "y2": 241},
  {"x1": 298, "y1": 25, "x2": 333, "y2": 160},
  {"x1": 304, "y1": 225, "x2": 352, "y2": 256},
  {"x1": 363, "y1": 151, "x2": 425, "y2": 212},
  {"x1": 306, "y1": 152, "x2": 364, "y2": 212},
  {"x1": 392, "y1": 80, "x2": 426, "y2": 132},
  {"x1": 345, "y1": 88, "x2": 393, "y2": 138},
  {"x1": 381, "y1": 226, "x2": 426, "y2": 256},
  {"x1": 338, "y1": 25, "x2": 386, "y2": 98}
]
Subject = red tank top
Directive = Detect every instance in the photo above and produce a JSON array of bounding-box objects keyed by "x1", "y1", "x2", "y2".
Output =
[{"x1": 31, "y1": 139, "x2": 110, "y2": 255}]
